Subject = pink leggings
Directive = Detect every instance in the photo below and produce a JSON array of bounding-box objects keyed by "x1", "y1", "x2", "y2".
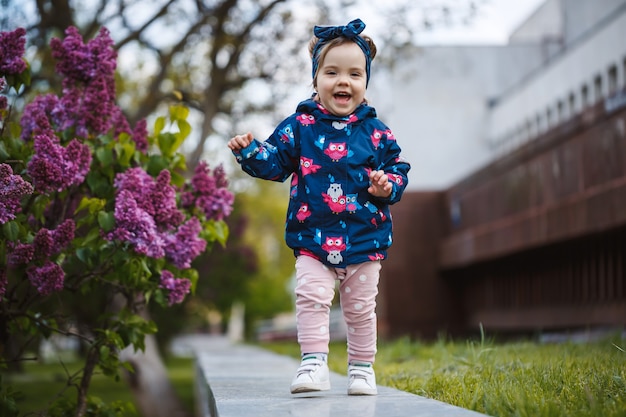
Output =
[{"x1": 294, "y1": 255, "x2": 381, "y2": 363}]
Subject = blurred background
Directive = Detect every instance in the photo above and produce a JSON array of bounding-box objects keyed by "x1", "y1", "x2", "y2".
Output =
[{"x1": 2, "y1": 0, "x2": 625, "y2": 382}]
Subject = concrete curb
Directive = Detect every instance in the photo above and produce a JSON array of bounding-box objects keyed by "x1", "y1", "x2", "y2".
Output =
[{"x1": 190, "y1": 336, "x2": 490, "y2": 417}]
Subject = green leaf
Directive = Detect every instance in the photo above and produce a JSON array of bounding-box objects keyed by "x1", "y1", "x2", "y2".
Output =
[
  {"x1": 95, "y1": 147, "x2": 114, "y2": 166},
  {"x1": 154, "y1": 116, "x2": 166, "y2": 136},
  {"x1": 98, "y1": 211, "x2": 115, "y2": 232},
  {"x1": 203, "y1": 220, "x2": 229, "y2": 246},
  {"x1": 157, "y1": 132, "x2": 176, "y2": 158},
  {"x1": 86, "y1": 171, "x2": 113, "y2": 198},
  {"x1": 75, "y1": 247, "x2": 92, "y2": 265},
  {"x1": 100, "y1": 345, "x2": 110, "y2": 360},
  {"x1": 75, "y1": 196, "x2": 105, "y2": 215},
  {"x1": 8, "y1": 122, "x2": 22, "y2": 143},
  {"x1": 114, "y1": 140, "x2": 136, "y2": 167},
  {"x1": 146, "y1": 154, "x2": 168, "y2": 175},
  {"x1": 0, "y1": 141, "x2": 9, "y2": 161},
  {"x1": 169, "y1": 104, "x2": 189, "y2": 121},
  {"x1": 1, "y1": 221, "x2": 19, "y2": 241},
  {"x1": 176, "y1": 119, "x2": 191, "y2": 141},
  {"x1": 170, "y1": 171, "x2": 185, "y2": 188}
]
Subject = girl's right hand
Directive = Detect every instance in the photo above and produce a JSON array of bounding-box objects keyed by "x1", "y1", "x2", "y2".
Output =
[{"x1": 227, "y1": 132, "x2": 254, "y2": 151}]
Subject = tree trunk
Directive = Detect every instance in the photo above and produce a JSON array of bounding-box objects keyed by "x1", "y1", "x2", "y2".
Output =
[
  {"x1": 75, "y1": 347, "x2": 98, "y2": 417},
  {"x1": 120, "y1": 333, "x2": 190, "y2": 417}
]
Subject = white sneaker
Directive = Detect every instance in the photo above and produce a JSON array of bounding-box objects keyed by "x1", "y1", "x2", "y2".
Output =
[
  {"x1": 290, "y1": 355, "x2": 331, "y2": 393},
  {"x1": 347, "y1": 363, "x2": 377, "y2": 395}
]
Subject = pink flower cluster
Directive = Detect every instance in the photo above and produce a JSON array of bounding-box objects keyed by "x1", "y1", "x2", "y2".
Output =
[
  {"x1": 0, "y1": 27, "x2": 26, "y2": 75},
  {"x1": 27, "y1": 133, "x2": 92, "y2": 194},
  {"x1": 107, "y1": 168, "x2": 207, "y2": 269},
  {"x1": 159, "y1": 270, "x2": 191, "y2": 306},
  {"x1": 0, "y1": 163, "x2": 34, "y2": 224},
  {"x1": 27, "y1": 261, "x2": 65, "y2": 296},
  {"x1": 5, "y1": 219, "x2": 75, "y2": 296},
  {"x1": 181, "y1": 161, "x2": 234, "y2": 221},
  {"x1": 17, "y1": 27, "x2": 147, "y2": 152},
  {"x1": 49, "y1": 26, "x2": 123, "y2": 138},
  {"x1": 0, "y1": 28, "x2": 27, "y2": 116},
  {"x1": 7, "y1": 219, "x2": 75, "y2": 267}
]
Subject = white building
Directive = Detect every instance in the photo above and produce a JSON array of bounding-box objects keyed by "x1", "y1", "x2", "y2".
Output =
[{"x1": 371, "y1": 0, "x2": 626, "y2": 191}]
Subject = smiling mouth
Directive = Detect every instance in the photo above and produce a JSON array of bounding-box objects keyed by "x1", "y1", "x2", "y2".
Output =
[{"x1": 334, "y1": 92, "x2": 351, "y2": 102}]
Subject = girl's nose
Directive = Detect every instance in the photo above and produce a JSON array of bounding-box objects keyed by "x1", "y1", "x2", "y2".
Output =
[{"x1": 337, "y1": 74, "x2": 349, "y2": 85}]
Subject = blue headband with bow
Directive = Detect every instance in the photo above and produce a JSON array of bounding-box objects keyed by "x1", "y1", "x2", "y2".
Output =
[{"x1": 311, "y1": 18, "x2": 372, "y2": 87}]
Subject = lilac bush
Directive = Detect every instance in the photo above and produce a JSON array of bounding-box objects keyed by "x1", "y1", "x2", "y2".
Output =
[{"x1": 0, "y1": 26, "x2": 233, "y2": 416}]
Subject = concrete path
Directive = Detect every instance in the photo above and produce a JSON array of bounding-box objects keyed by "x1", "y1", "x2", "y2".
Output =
[{"x1": 184, "y1": 335, "x2": 489, "y2": 417}]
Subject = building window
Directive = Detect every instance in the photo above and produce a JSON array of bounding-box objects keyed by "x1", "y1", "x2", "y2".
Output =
[
  {"x1": 557, "y1": 100, "x2": 565, "y2": 122},
  {"x1": 568, "y1": 92, "x2": 576, "y2": 117},
  {"x1": 527, "y1": 118, "x2": 535, "y2": 139},
  {"x1": 594, "y1": 74, "x2": 603, "y2": 102},
  {"x1": 581, "y1": 84, "x2": 589, "y2": 108},
  {"x1": 608, "y1": 65, "x2": 618, "y2": 95}
]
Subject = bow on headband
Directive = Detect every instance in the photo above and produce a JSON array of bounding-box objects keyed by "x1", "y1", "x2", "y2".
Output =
[{"x1": 311, "y1": 18, "x2": 372, "y2": 87}]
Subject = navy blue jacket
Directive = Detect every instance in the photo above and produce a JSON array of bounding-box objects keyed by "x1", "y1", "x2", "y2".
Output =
[{"x1": 233, "y1": 98, "x2": 410, "y2": 268}]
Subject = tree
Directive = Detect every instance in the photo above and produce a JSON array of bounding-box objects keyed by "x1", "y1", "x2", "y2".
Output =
[
  {"x1": 5, "y1": 0, "x2": 487, "y2": 170},
  {"x1": 1, "y1": 1, "x2": 488, "y2": 414},
  {"x1": 0, "y1": 26, "x2": 233, "y2": 416}
]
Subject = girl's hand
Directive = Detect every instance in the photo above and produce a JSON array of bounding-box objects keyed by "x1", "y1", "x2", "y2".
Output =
[
  {"x1": 227, "y1": 132, "x2": 253, "y2": 151},
  {"x1": 368, "y1": 170, "x2": 392, "y2": 198}
]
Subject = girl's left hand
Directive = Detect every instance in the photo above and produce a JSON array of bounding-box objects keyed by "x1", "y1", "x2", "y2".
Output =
[{"x1": 368, "y1": 170, "x2": 392, "y2": 198}]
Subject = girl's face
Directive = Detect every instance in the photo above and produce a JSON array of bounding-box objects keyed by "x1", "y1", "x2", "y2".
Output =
[{"x1": 315, "y1": 42, "x2": 367, "y2": 117}]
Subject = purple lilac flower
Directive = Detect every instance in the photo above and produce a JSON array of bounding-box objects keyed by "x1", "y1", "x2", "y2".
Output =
[
  {"x1": 131, "y1": 119, "x2": 149, "y2": 152},
  {"x1": 51, "y1": 26, "x2": 116, "y2": 85},
  {"x1": 182, "y1": 162, "x2": 234, "y2": 221},
  {"x1": 109, "y1": 106, "x2": 131, "y2": 139},
  {"x1": 106, "y1": 189, "x2": 165, "y2": 258},
  {"x1": 159, "y1": 270, "x2": 191, "y2": 306},
  {"x1": 33, "y1": 228, "x2": 54, "y2": 258},
  {"x1": 49, "y1": 26, "x2": 122, "y2": 138},
  {"x1": 0, "y1": 28, "x2": 27, "y2": 75},
  {"x1": 27, "y1": 260, "x2": 65, "y2": 296},
  {"x1": 7, "y1": 219, "x2": 75, "y2": 267},
  {"x1": 27, "y1": 134, "x2": 64, "y2": 192},
  {"x1": 7, "y1": 242, "x2": 34, "y2": 267},
  {"x1": 20, "y1": 94, "x2": 60, "y2": 140},
  {"x1": 114, "y1": 168, "x2": 183, "y2": 230},
  {"x1": 113, "y1": 167, "x2": 154, "y2": 196},
  {"x1": 52, "y1": 219, "x2": 76, "y2": 249},
  {"x1": 0, "y1": 163, "x2": 34, "y2": 224},
  {"x1": 65, "y1": 139, "x2": 92, "y2": 184},
  {"x1": 163, "y1": 217, "x2": 207, "y2": 269},
  {"x1": 27, "y1": 134, "x2": 92, "y2": 193},
  {"x1": 152, "y1": 170, "x2": 184, "y2": 229}
]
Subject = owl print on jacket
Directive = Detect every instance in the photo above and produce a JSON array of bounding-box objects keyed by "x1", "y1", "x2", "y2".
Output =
[
  {"x1": 321, "y1": 236, "x2": 346, "y2": 265},
  {"x1": 324, "y1": 142, "x2": 348, "y2": 161}
]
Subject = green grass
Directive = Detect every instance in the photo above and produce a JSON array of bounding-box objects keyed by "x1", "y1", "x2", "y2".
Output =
[
  {"x1": 261, "y1": 333, "x2": 626, "y2": 417},
  {"x1": 4, "y1": 335, "x2": 625, "y2": 417},
  {"x1": 2, "y1": 355, "x2": 195, "y2": 416}
]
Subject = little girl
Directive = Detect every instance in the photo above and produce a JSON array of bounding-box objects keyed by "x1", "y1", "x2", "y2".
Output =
[{"x1": 228, "y1": 18, "x2": 410, "y2": 395}]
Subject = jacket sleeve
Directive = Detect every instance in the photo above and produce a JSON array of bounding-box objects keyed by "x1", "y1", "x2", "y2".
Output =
[
  {"x1": 231, "y1": 118, "x2": 300, "y2": 182},
  {"x1": 376, "y1": 130, "x2": 411, "y2": 205}
]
